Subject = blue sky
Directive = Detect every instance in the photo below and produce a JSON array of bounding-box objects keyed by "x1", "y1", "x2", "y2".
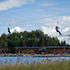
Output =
[{"x1": 0, "y1": 0, "x2": 70, "y2": 44}]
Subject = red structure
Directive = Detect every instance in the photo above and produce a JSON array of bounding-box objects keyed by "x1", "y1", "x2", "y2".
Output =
[
  {"x1": 15, "y1": 46, "x2": 70, "y2": 54},
  {"x1": 47, "y1": 46, "x2": 70, "y2": 54}
]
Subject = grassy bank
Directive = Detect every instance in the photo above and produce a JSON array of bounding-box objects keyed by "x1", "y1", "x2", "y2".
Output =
[{"x1": 0, "y1": 61, "x2": 70, "y2": 70}]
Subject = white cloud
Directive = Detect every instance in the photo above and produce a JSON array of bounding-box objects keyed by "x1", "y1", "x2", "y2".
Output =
[
  {"x1": 62, "y1": 16, "x2": 70, "y2": 22},
  {"x1": 40, "y1": 16, "x2": 70, "y2": 44},
  {"x1": 4, "y1": 20, "x2": 24, "y2": 26},
  {"x1": 24, "y1": 24, "x2": 34, "y2": 26},
  {"x1": 38, "y1": 2, "x2": 54, "y2": 7},
  {"x1": 11, "y1": 26, "x2": 25, "y2": 33},
  {"x1": 0, "y1": 16, "x2": 6, "y2": 19},
  {"x1": 9, "y1": 20, "x2": 24, "y2": 24},
  {"x1": 58, "y1": 16, "x2": 70, "y2": 28},
  {"x1": 63, "y1": 27, "x2": 69, "y2": 33},
  {"x1": 35, "y1": 9, "x2": 45, "y2": 12},
  {"x1": 41, "y1": 26, "x2": 55, "y2": 36},
  {"x1": 0, "y1": 0, "x2": 35, "y2": 11},
  {"x1": 41, "y1": 18, "x2": 57, "y2": 28},
  {"x1": 29, "y1": 0, "x2": 35, "y2": 3},
  {"x1": 11, "y1": 21, "x2": 23, "y2": 24}
]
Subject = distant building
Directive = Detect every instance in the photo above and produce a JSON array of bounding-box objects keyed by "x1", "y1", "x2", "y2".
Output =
[
  {"x1": 14, "y1": 47, "x2": 39, "y2": 54},
  {"x1": 14, "y1": 46, "x2": 70, "y2": 54},
  {"x1": 46, "y1": 46, "x2": 70, "y2": 54}
]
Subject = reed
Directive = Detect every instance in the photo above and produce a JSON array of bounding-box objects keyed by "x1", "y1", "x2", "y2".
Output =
[{"x1": 0, "y1": 60, "x2": 70, "y2": 70}]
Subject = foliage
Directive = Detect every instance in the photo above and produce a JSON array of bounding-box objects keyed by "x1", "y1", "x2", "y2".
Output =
[
  {"x1": 0, "y1": 60, "x2": 70, "y2": 70},
  {"x1": 0, "y1": 30, "x2": 69, "y2": 53}
]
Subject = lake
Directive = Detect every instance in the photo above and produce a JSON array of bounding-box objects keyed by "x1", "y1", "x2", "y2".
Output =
[{"x1": 0, "y1": 56, "x2": 70, "y2": 65}]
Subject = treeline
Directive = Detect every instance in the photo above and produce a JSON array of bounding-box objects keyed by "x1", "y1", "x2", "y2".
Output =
[{"x1": 0, "y1": 30, "x2": 69, "y2": 53}]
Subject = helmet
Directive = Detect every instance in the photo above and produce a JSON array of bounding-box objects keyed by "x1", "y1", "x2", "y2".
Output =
[{"x1": 56, "y1": 26, "x2": 58, "y2": 27}]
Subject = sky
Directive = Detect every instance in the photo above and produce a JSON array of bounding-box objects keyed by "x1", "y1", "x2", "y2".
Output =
[{"x1": 0, "y1": 0, "x2": 70, "y2": 44}]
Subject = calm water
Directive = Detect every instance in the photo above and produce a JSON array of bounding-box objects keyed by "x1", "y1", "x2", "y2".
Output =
[{"x1": 0, "y1": 56, "x2": 70, "y2": 65}]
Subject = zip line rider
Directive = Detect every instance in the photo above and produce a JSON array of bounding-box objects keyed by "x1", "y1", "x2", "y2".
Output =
[
  {"x1": 8, "y1": 27, "x2": 11, "y2": 34},
  {"x1": 55, "y1": 26, "x2": 62, "y2": 35}
]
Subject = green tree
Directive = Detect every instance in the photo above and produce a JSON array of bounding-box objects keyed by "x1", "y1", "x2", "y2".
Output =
[
  {"x1": 0, "y1": 29, "x2": 68, "y2": 53},
  {"x1": 0, "y1": 34, "x2": 8, "y2": 53}
]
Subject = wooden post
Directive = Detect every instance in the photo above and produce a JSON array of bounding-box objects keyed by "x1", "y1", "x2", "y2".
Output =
[{"x1": 18, "y1": 49, "x2": 20, "y2": 54}]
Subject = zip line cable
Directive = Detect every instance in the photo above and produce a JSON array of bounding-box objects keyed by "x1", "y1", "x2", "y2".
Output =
[
  {"x1": 0, "y1": 0, "x2": 67, "y2": 12},
  {"x1": 0, "y1": 3, "x2": 70, "y2": 22},
  {"x1": 0, "y1": 1, "x2": 70, "y2": 26},
  {"x1": 17, "y1": 3, "x2": 70, "y2": 12},
  {"x1": 10, "y1": 3, "x2": 70, "y2": 13},
  {"x1": 0, "y1": 3, "x2": 70, "y2": 15},
  {"x1": 21, "y1": 12, "x2": 70, "y2": 23},
  {"x1": 13, "y1": 0, "x2": 67, "y2": 10},
  {"x1": 1, "y1": 12, "x2": 70, "y2": 27}
]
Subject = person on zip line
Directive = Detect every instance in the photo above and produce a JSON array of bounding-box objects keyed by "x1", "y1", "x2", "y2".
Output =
[
  {"x1": 8, "y1": 27, "x2": 11, "y2": 34},
  {"x1": 55, "y1": 26, "x2": 62, "y2": 35}
]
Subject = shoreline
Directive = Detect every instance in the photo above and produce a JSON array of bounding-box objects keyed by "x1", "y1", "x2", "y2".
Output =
[{"x1": 0, "y1": 53, "x2": 70, "y2": 57}]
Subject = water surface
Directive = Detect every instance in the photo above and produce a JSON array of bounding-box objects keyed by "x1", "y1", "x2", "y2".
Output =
[{"x1": 0, "y1": 56, "x2": 70, "y2": 65}]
